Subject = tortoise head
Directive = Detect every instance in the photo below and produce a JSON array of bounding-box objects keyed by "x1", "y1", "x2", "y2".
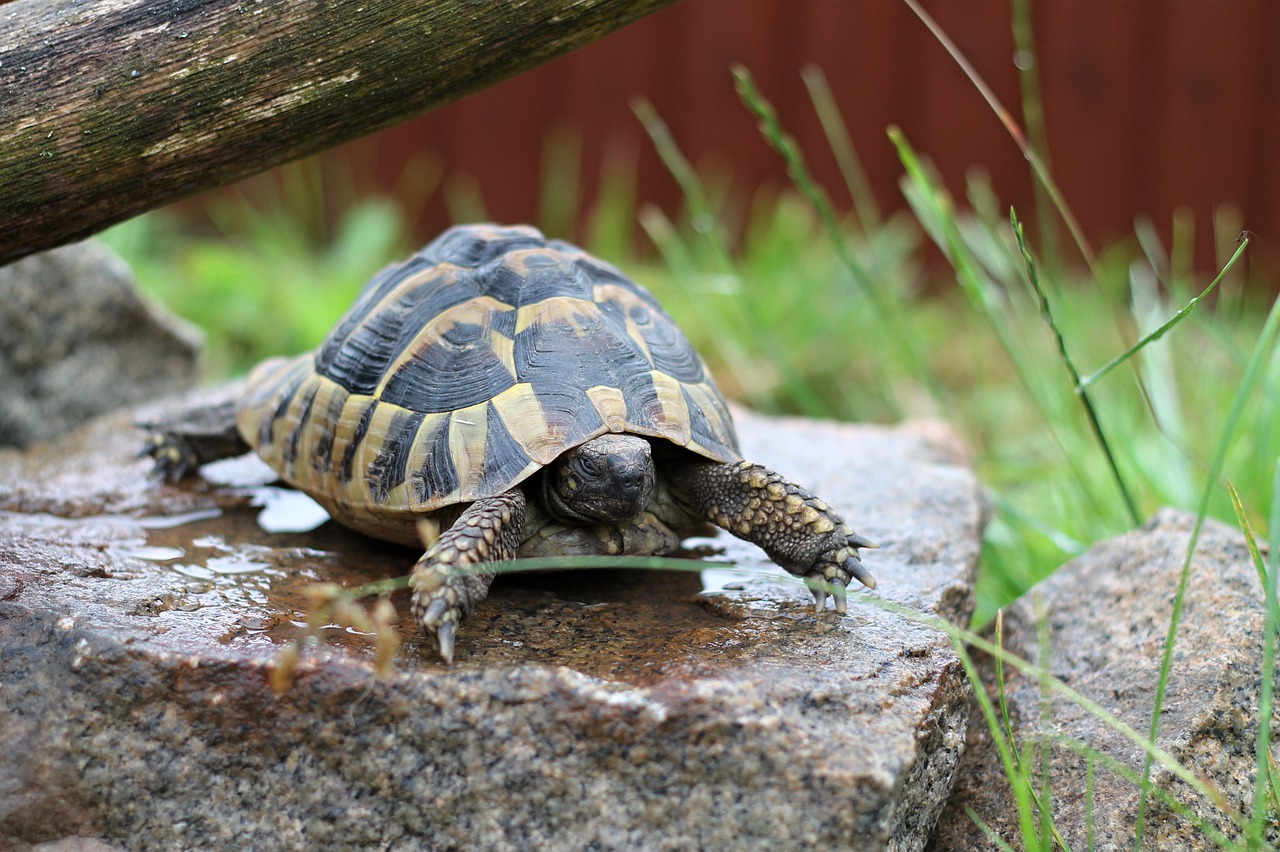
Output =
[{"x1": 542, "y1": 434, "x2": 656, "y2": 525}]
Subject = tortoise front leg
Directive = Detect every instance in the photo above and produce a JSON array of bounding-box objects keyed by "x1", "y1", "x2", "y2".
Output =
[
  {"x1": 411, "y1": 488, "x2": 527, "y2": 663},
  {"x1": 669, "y1": 460, "x2": 877, "y2": 611}
]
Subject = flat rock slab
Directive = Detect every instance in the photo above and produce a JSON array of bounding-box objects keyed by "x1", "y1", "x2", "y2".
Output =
[
  {"x1": 0, "y1": 393, "x2": 985, "y2": 851},
  {"x1": 931, "y1": 509, "x2": 1277, "y2": 850}
]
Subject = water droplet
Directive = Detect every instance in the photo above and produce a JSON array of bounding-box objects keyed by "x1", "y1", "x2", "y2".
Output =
[{"x1": 238, "y1": 614, "x2": 274, "y2": 631}]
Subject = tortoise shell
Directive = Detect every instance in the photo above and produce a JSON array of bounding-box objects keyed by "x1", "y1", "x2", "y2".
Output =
[{"x1": 235, "y1": 224, "x2": 740, "y2": 536}]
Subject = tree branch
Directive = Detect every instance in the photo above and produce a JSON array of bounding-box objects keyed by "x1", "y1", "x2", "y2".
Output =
[{"x1": 0, "y1": 0, "x2": 679, "y2": 265}]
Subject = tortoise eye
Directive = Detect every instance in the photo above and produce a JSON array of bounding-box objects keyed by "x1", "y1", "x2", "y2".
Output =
[{"x1": 577, "y1": 455, "x2": 602, "y2": 478}]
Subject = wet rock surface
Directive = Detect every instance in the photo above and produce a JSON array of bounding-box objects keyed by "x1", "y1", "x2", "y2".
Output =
[
  {"x1": 0, "y1": 241, "x2": 202, "y2": 447},
  {"x1": 930, "y1": 509, "x2": 1277, "y2": 851},
  {"x1": 0, "y1": 392, "x2": 985, "y2": 851}
]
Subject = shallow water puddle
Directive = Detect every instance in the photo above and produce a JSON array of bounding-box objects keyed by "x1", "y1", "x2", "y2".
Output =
[
  {"x1": 4, "y1": 445, "x2": 807, "y2": 680},
  {"x1": 123, "y1": 496, "x2": 423, "y2": 654}
]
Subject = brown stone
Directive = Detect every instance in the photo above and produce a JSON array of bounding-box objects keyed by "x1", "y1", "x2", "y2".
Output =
[
  {"x1": 0, "y1": 241, "x2": 202, "y2": 447},
  {"x1": 0, "y1": 396, "x2": 985, "y2": 851},
  {"x1": 931, "y1": 509, "x2": 1278, "y2": 850}
]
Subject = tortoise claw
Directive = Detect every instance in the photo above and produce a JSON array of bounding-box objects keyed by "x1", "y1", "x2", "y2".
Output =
[
  {"x1": 419, "y1": 596, "x2": 458, "y2": 664},
  {"x1": 811, "y1": 583, "x2": 827, "y2": 611},
  {"x1": 832, "y1": 576, "x2": 848, "y2": 614},
  {"x1": 811, "y1": 576, "x2": 850, "y2": 614},
  {"x1": 849, "y1": 533, "x2": 879, "y2": 551},
  {"x1": 845, "y1": 553, "x2": 876, "y2": 590},
  {"x1": 138, "y1": 433, "x2": 198, "y2": 483},
  {"x1": 435, "y1": 620, "x2": 456, "y2": 665}
]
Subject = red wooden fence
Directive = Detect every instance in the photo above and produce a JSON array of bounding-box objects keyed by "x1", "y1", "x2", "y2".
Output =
[{"x1": 215, "y1": 0, "x2": 1280, "y2": 276}]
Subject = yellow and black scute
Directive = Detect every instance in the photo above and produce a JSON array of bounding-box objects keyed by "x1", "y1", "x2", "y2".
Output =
[{"x1": 235, "y1": 224, "x2": 739, "y2": 540}]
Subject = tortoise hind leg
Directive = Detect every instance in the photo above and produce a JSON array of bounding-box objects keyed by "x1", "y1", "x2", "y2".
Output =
[
  {"x1": 411, "y1": 489, "x2": 527, "y2": 663},
  {"x1": 138, "y1": 389, "x2": 250, "y2": 482},
  {"x1": 668, "y1": 459, "x2": 877, "y2": 611}
]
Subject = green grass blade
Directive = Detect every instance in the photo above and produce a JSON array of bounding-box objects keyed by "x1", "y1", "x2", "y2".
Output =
[
  {"x1": 965, "y1": 807, "x2": 1024, "y2": 852},
  {"x1": 899, "y1": 0, "x2": 1095, "y2": 273},
  {"x1": 634, "y1": 205, "x2": 756, "y2": 399},
  {"x1": 1010, "y1": 208, "x2": 1140, "y2": 525},
  {"x1": 1134, "y1": 291, "x2": 1280, "y2": 846},
  {"x1": 1035, "y1": 596, "x2": 1060, "y2": 849},
  {"x1": 1080, "y1": 236, "x2": 1252, "y2": 390},
  {"x1": 933, "y1": 599, "x2": 1246, "y2": 833},
  {"x1": 633, "y1": 98, "x2": 835, "y2": 418},
  {"x1": 1233, "y1": 475, "x2": 1280, "y2": 850},
  {"x1": 631, "y1": 98, "x2": 735, "y2": 272},
  {"x1": 893, "y1": 130, "x2": 1117, "y2": 526},
  {"x1": 890, "y1": 133, "x2": 1021, "y2": 372},
  {"x1": 443, "y1": 173, "x2": 489, "y2": 223},
  {"x1": 1270, "y1": 462, "x2": 1280, "y2": 588},
  {"x1": 995, "y1": 602, "x2": 1072, "y2": 850},
  {"x1": 732, "y1": 64, "x2": 936, "y2": 411},
  {"x1": 537, "y1": 122, "x2": 582, "y2": 239},
  {"x1": 953, "y1": 634, "x2": 1043, "y2": 849},
  {"x1": 1010, "y1": 0, "x2": 1061, "y2": 271},
  {"x1": 989, "y1": 493, "x2": 1087, "y2": 556},
  {"x1": 289, "y1": 553, "x2": 1247, "y2": 834},
  {"x1": 313, "y1": 554, "x2": 737, "y2": 604},
  {"x1": 1086, "y1": 755, "x2": 1096, "y2": 851},
  {"x1": 1054, "y1": 736, "x2": 1244, "y2": 850},
  {"x1": 799, "y1": 64, "x2": 883, "y2": 233},
  {"x1": 991, "y1": 610, "x2": 1054, "y2": 848}
]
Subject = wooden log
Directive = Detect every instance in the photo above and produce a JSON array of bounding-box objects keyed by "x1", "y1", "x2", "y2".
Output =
[{"x1": 0, "y1": 0, "x2": 679, "y2": 266}]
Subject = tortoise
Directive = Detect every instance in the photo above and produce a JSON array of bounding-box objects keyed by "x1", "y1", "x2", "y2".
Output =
[{"x1": 143, "y1": 224, "x2": 877, "y2": 662}]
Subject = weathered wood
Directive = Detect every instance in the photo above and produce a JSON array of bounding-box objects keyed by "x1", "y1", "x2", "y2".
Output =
[{"x1": 0, "y1": 0, "x2": 679, "y2": 265}]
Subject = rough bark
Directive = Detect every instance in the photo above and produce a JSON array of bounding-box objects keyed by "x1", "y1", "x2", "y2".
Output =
[{"x1": 0, "y1": 0, "x2": 679, "y2": 265}]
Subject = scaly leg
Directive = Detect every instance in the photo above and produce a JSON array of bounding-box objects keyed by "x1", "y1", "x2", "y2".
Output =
[
  {"x1": 410, "y1": 489, "x2": 527, "y2": 663},
  {"x1": 137, "y1": 391, "x2": 249, "y2": 482},
  {"x1": 669, "y1": 460, "x2": 877, "y2": 611}
]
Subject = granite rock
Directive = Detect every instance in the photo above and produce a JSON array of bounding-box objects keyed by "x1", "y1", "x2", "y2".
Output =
[
  {"x1": 0, "y1": 394, "x2": 986, "y2": 851},
  {"x1": 930, "y1": 509, "x2": 1277, "y2": 850},
  {"x1": 0, "y1": 241, "x2": 203, "y2": 447}
]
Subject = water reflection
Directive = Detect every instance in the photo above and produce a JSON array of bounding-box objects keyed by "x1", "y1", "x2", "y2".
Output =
[{"x1": 249, "y1": 486, "x2": 330, "y2": 534}]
